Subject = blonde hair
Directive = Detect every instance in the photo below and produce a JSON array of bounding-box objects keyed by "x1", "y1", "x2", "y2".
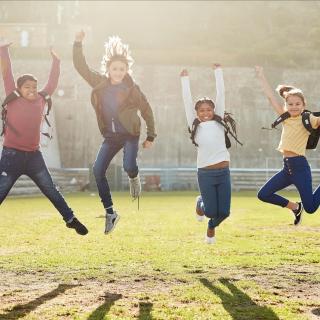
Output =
[
  {"x1": 101, "y1": 36, "x2": 134, "y2": 75},
  {"x1": 276, "y1": 85, "x2": 306, "y2": 106}
]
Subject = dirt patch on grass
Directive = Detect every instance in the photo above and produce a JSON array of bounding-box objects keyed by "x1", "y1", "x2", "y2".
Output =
[{"x1": 0, "y1": 265, "x2": 319, "y2": 319}]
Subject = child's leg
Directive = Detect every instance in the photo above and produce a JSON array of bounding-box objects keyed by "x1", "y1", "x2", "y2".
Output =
[
  {"x1": 123, "y1": 136, "x2": 140, "y2": 199},
  {"x1": 209, "y1": 168, "x2": 231, "y2": 229},
  {"x1": 25, "y1": 151, "x2": 74, "y2": 222},
  {"x1": 197, "y1": 168, "x2": 219, "y2": 220},
  {"x1": 257, "y1": 169, "x2": 291, "y2": 207},
  {"x1": 290, "y1": 157, "x2": 320, "y2": 214},
  {"x1": 0, "y1": 148, "x2": 22, "y2": 203},
  {"x1": 123, "y1": 136, "x2": 139, "y2": 178},
  {"x1": 93, "y1": 138, "x2": 123, "y2": 209}
]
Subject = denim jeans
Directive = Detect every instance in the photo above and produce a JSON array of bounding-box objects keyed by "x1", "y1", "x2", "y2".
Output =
[
  {"x1": 93, "y1": 133, "x2": 139, "y2": 209},
  {"x1": 258, "y1": 156, "x2": 320, "y2": 213},
  {"x1": 197, "y1": 167, "x2": 231, "y2": 229},
  {"x1": 0, "y1": 147, "x2": 74, "y2": 222}
]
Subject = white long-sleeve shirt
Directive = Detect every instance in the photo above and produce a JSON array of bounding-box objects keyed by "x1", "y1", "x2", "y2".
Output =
[{"x1": 181, "y1": 68, "x2": 230, "y2": 168}]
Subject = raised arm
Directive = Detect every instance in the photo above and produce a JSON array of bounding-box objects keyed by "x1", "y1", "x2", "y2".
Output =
[
  {"x1": 0, "y1": 40, "x2": 15, "y2": 95},
  {"x1": 180, "y1": 69, "x2": 196, "y2": 128},
  {"x1": 73, "y1": 30, "x2": 103, "y2": 88},
  {"x1": 255, "y1": 66, "x2": 284, "y2": 115},
  {"x1": 213, "y1": 64, "x2": 225, "y2": 117},
  {"x1": 40, "y1": 47, "x2": 60, "y2": 95}
]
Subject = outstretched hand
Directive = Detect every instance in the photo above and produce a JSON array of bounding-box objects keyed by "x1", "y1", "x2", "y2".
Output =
[
  {"x1": 0, "y1": 38, "x2": 12, "y2": 48},
  {"x1": 180, "y1": 69, "x2": 188, "y2": 77},
  {"x1": 75, "y1": 30, "x2": 85, "y2": 42},
  {"x1": 50, "y1": 46, "x2": 59, "y2": 60}
]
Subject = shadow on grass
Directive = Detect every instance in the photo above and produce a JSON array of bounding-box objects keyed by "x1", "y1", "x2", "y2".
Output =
[
  {"x1": 0, "y1": 283, "x2": 77, "y2": 320},
  {"x1": 200, "y1": 278, "x2": 280, "y2": 320},
  {"x1": 138, "y1": 301, "x2": 153, "y2": 320},
  {"x1": 87, "y1": 292, "x2": 122, "y2": 320},
  {"x1": 312, "y1": 308, "x2": 320, "y2": 316}
]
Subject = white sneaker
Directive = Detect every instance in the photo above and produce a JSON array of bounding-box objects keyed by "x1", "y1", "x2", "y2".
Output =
[
  {"x1": 129, "y1": 174, "x2": 141, "y2": 199},
  {"x1": 104, "y1": 211, "x2": 120, "y2": 234},
  {"x1": 205, "y1": 235, "x2": 216, "y2": 244},
  {"x1": 195, "y1": 195, "x2": 205, "y2": 222}
]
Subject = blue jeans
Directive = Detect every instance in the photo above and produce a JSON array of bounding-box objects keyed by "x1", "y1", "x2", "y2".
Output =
[
  {"x1": 93, "y1": 134, "x2": 139, "y2": 209},
  {"x1": 258, "y1": 156, "x2": 320, "y2": 213},
  {"x1": 197, "y1": 167, "x2": 231, "y2": 229},
  {"x1": 0, "y1": 147, "x2": 74, "y2": 222}
]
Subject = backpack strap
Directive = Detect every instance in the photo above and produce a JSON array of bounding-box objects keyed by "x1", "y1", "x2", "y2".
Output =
[
  {"x1": 271, "y1": 111, "x2": 291, "y2": 129},
  {"x1": 1, "y1": 90, "x2": 21, "y2": 136},
  {"x1": 38, "y1": 91, "x2": 53, "y2": 139},
  {"x1": 301, "y1": 110, "x2": 315, "y2": 133},
  {"x1": 38, "y1": 90, "x2": 52, "y2": 128}
]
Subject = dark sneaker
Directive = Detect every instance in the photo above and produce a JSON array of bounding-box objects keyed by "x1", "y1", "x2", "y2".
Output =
[
  {"x1": 292, "y1": 202, "x2": 303, "y2": 226},
  {"x1": 105, "y1": 211, "x2": 120, "y2": 234},
  {"x1": 66, "y1": 217, "x2": 88, "y2": 235}
]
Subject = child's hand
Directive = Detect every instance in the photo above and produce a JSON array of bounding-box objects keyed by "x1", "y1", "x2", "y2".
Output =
[
  {"x1": 50, "y1": 47, "x2": 59, "y2": 60},
  {"x1": 180, "y1": 69, "x2": 188, "y2": 77},
  {"x1": 142, "y1": 140, "x2": 153, "y2": 149},
  {"x1": 255, "y1": 66, "x2": 264, "y2": 77},
  {"x1": 212, "y1": 63, "x2": 221, "y2": 69},
  {"x1": 75, "y1": 30, "x2": 85, "y2": 42},
  {"x1": 0, "y1": 38, "x2": 12, "y2": 48}
]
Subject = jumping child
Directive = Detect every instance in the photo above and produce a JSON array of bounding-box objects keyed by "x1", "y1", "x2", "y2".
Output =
[
  {"x1": 256, "y1": 66, "x2": 320, "y2": 224},
  {"x1": 180, "y1": 64, "x2": 232, "y2": 244},
  {"x1": 73, "y1": 31, "x2": 156, "y2": 234},
  {"x1": 0, "y1": 40, "x2": 88, "y2": 235}
]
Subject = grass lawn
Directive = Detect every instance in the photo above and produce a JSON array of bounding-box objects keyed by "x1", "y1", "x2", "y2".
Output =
[{"x1": 0, "y1": 191, "x2": 319, "y2": 320}]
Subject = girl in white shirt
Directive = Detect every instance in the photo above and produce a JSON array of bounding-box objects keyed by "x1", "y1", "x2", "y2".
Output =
[{"x1": 180, "y1": 64, "x2": 231, "y2": 244}]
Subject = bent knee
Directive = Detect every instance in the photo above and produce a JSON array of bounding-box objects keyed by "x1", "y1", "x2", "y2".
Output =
[
  {"x1": 303, "y1": 205, "x2": 316, "y2": 214},
  {"x1": 257, "y1": 189, "x2": 268, "y2": 202}
]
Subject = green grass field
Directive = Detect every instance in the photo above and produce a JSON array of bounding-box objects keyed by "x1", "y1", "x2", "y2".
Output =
[{"x1": 0, "y1": 191, "x2": 319, "y2": 320}]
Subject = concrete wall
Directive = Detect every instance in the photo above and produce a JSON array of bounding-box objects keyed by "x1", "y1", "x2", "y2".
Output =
[{"x1": 2, "y1": 58, "x2": 320, "y2": 169}]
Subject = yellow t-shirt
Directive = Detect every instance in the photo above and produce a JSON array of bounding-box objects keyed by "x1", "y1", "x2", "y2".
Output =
[{"x1": 277, "y1": 114, "x2": 319, "y2": 156}]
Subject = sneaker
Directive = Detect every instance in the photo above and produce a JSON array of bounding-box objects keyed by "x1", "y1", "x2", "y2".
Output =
[
  {"x1": 105, "y1": 211, "x2": 120, "y2": 234},
  {"x1": 195, "y1": 196, "x2": 205, "y2": 222},
  {"x1": 66, "y1": 217, "x2": 88, "y2": 235},
  {"x1": 129, "y1": 174, "x2": 141, "y2": 199},
  {"x1": 292, "y1": 202, "x2": 303, "y2": 226},
  {"x1": 205, "y1": 227, "x2": 216, "y2": 244}
]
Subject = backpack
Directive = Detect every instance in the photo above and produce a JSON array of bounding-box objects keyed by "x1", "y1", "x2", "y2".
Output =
[
  {"x1": 270, "y1": 110, "x2": 320, "y2": 150},
  {"x1": 189, "y1": 112, "x2": 243, "y2": 148},
  {"x1": 1, "y1": 89, "x2": 53, "y2": 139}
]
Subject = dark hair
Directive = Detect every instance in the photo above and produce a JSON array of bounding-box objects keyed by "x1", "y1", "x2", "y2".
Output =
[
  {"x1": 16, "y1": 74, "x2": 38, "y2": 88},
  {"x1": 276, "y1": 84, "x2": 306, "y2": 105},
  {"x1": 195, "y1": 97, "x2": 215, "y2": 111}
]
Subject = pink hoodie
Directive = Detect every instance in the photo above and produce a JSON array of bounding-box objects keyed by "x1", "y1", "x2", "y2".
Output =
[{"x1": 0, "y1": 46, "x2": 60, "y2": 151}]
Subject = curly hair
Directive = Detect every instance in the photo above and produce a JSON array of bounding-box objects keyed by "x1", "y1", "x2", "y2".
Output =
[{"x1": 101, "y1": 36, "x2": 134, "y2": 75}]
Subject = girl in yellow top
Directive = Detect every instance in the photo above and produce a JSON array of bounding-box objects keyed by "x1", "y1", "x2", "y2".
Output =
[{"x1": 256, "y1": 66, "x2": 320, "y2": 225}]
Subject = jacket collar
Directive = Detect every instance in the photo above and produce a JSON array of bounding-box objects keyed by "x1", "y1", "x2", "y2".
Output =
[{"x1": 92, "y1": 73, "x2": 135, "y2": 93}]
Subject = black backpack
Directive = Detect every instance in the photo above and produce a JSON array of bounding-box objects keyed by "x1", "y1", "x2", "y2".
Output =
[
  {"x1": 189, "y1": 112, "x2": 243, "y2": 148},
  {"x1": 1, "y1": 89, "x2": 53, "y2": 138},
  {"x1": 270, "y1": 110, "x2": 320, "y2": 149}
]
